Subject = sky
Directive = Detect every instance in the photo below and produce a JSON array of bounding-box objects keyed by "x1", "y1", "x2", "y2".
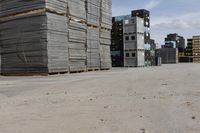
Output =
[{"x1": 112, "y1": 0, "x2": 200, "y2": 45}]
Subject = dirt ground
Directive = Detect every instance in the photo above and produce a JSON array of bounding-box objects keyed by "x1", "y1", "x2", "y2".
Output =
[{"x1": 0, "y1": 63, "x2": 200, "y2": 133}]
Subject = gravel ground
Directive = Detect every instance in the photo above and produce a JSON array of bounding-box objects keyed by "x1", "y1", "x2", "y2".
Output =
[{"x1": 0, "y1": 63, "x2": 200, "y2": 133}]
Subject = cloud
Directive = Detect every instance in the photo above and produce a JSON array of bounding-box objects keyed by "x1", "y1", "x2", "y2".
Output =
[
  {"x1": 151, "y1": 12, "x2": 200, "y2": 31},
  {"x1": 144, "y1": 0, "x2": 162, "y2": 10},
  {"x1": 150, "y1": 12, "x2": 200, "y2": 44}
]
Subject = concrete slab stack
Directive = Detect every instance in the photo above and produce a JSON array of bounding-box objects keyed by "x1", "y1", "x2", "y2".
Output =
[
  {"x1": 192, "y1": 36, "x2": 200, "y2": 63},
  {"x1": 86, "y1": 0, "x2": 101, "y2": 27},
  {"x1": 100, "y1": 0, "x2": 112, "y2": 29},
  {"x1": 87, "y1": 27, "x2": 100, "y2": 69},
  {"x1": 123, "y1": 17, "x2": 145, "y2": 67},
  {"x1": 86, "y1": 0, "x2": 100, "y2": 70},
  {"x1": 0, "y1": 0, "x2": 112, "y2": 75},
  {"x1": 0, "y1": 1, "x2": 68, "y2": 75},
  {"x1": 67, "y1": 0, "x2": 87, "y2": 72},
  {"x1": 160, "y1": 48, "x2": 178, "y2": 64},
  {"x1": 99, "y1": 0, "x2": 112, "y2": 69},
  {"x1": 99, "y1": 29, "x2": 112, "y2": 69}
]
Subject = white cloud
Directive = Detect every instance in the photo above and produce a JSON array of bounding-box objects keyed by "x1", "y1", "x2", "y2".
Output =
[
  {"x1": 151, "y1": 12, "x2": 200, "y2": 44},
  {"x1": 144, "y1": 0, "x2": 162, "y2": 10}
]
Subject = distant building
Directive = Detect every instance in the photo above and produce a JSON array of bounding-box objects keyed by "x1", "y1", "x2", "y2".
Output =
[
  {"x1": 159, "y1": 33, "x2": 185, "y2": 64},
  {"x1": 184, "y1": 39, "x2": 193, "y2": 57},
  {"x1": 192, "y1": 36, "x2": 200, "y2": 63},
  {"x1": 164, "y1": 33, "x2": 185, "y2": 52},
  {"x1": 177, "y1": 39, "x2": 193, "y2": 63}
]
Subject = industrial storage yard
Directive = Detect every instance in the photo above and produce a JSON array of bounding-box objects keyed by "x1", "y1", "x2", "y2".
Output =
[
  {"x1": 0, "y1": 0, "x2": 200, "y2": 133},
  {"x1": 0, "y1": 63, "x2": 200, "y2": 133}
]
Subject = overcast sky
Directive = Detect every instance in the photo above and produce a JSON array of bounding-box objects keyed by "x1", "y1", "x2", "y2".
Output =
[{"x1": 112, "y1": 0, "x2": 200, "y2": 45}]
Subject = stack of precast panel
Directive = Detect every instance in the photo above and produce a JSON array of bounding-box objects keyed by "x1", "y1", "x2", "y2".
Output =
[
  {"x1": 123, "y1": 17, "x2": 145, "y2": 67},
  {"x1": 87, "y1": 27, "x2": 100, "y2": 69},
  {"x1": 99, "y1": 29, "x2": 112, "y2": 69},
  {"x1": 111, "y1": 18, "x2": 124, "y2": 67},
  {"x1": 0, "y1": 0, "x2": 112, "y2": 75},
  {"x1": 86, "y1": 0, "x2": 101, "y2": 26},
  {"x1": 0, "y1": 0, "x2": 68, "y2": 75},
  {"x1": 0, "y1": 0, "x2": 68, "y2": 17},
  {"x1": 99, "y1": 0, "x2": 112, "y2": 69},
  {"x1": 192, "y1": 36, "x2": 200, "y2": 63},
  {"x1": 100, "y1": 0, "x2": 112, "y2": 29},
  {"x1": 159, "y1": 48, "x2": 178, "y2": 64},
  {"x1": 0, "y1": 52, "x2": 1, "y2": 74},
  {"x1": 86, "y1": 0, "x2": 101, "y2": 70},
  {"x1": 67, "y1": 0, "x2": 87, "y2": 72}
]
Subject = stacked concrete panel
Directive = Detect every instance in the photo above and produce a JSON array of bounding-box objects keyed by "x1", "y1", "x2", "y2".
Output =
[
  {"x1": 0, "y1": 4, "x2": 68, "y2": 75},
  {"x1": 123, "y1": 17, "x2": 145, "y2": 67},
  {"x1": 0, "y1": 0, "x2": 112, "y2": 75},
  {"x1": 67, "y1": 0, "x2": 87, "y2": 71},
  {"x1": 99, "y1": 29, "x2": 112, "y2": 69},
  {"x1": 99, "y1": 0, "x2": 112, "y2": 69},
  {"x1": 111, "y1": 17, "x2": 124, "y2": 67},
  {"x1": 86, "y1": 0, "x2": 100, "y2": 70},
  {"x1": 87, "y1": 27, "x2": 100, "y2": 69},
  {"x1": 86, "y1": 0, "x2": 101, "y2": 27},
  {"x1": 0, "y1": 0, "x2": 68, "y2": 16},
  {"x1": 192, "y1": 36, "x2": 200, "y2": 63},
  {"x1": 0, "y1": 53, "x2": 1, "y2": 75},
  {"x1": 160, "y1": 48, "x2": 178, "y2": 64},
  {"x1": 68, "y1": 0, "x2": 86, "y2": 20},
  {"x1": 100, "y1": 0, "x2": 112, "y2": 29}
]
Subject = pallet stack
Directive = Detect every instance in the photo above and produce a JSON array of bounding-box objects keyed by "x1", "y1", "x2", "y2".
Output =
[
  {"x1": 0, "y1": 0, "x2": 112, "y2": 75},
  {"x1": 0, "y1": 51, "x2": 1, "y2": 74},
  {"x1": 159, "y1": 48, "x2": 178, "y2": 64},
  {"x1": 111, "y1": 17, "x2": 124, "y2": 67},
  {"x1": 0, "y1": 0, "x2": 68, "y2": 75},
  {"x1": 68, "y1": 0, "x2": 87, "y2": 72},
  {"x1": 192, "y1": 36, "x2": 200, "y2": 63},
  {"x1": 86, "y1": 0, "x2": 101, "y2": 70},
  {"x1": 123, "y1": 17, "x2": 145, "y2": 67},
  {"x1": 99, "y1": 0, "x2": 112, "y2": 69}
]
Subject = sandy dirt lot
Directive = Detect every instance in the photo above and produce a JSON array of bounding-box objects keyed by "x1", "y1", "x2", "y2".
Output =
[{"x1": 0, "y1": 64, "x2": 200, "y2": 133}]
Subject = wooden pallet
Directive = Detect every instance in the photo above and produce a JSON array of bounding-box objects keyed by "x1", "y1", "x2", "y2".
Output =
[
  {"x1": 48, "y1": 71, "x2": 69, "y2": 75},
  {"x1": 69, "y1": 16, "x2": 87, "y2": 24},
  {"x1": 125, "y1": 65, "x2": 145, "y2": 68},
  {"x1": 100, "y1": 27, "x2": 111, "y2": 31},
  {"x1": 69, "y1": 70, "x2": 87, "y2": 74},
  {"x1": 87, "y1": 68, "x2": 100, "y2": 72},
  {"x1": 0, "y1": 7, "x2": 66, "y2": 22},
  {"x1": 100, "y1": 68, "x2": 110, "y2": 71},
  {"x1": 87, "y1": 24, "x2": 99, "y2": 28}
]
